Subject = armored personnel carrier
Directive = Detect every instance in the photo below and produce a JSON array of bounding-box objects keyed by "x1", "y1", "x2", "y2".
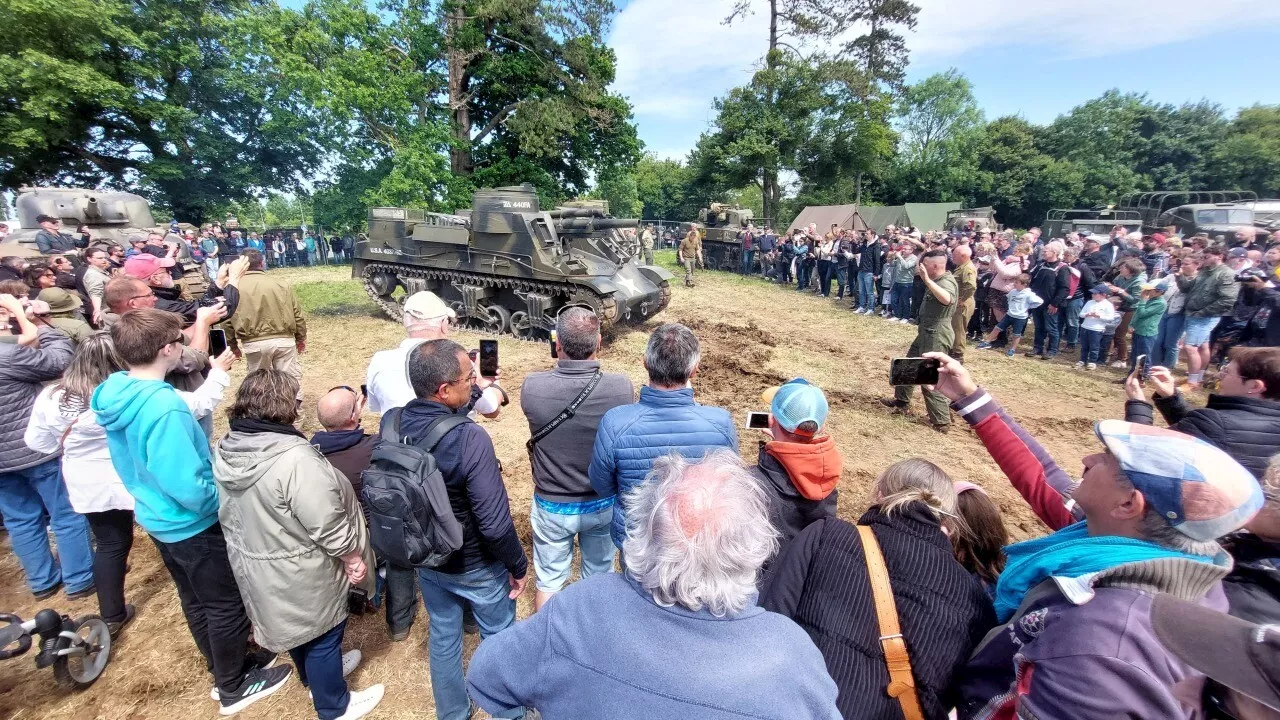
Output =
[
  {"x1": 693, "y1": 203, "x2": 769, "y2": 271},
  {"x1": 354, "y1": 184, "x2": 672, "y2": 337}
]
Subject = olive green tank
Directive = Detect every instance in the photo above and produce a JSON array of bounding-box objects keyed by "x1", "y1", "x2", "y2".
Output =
[{"x1": 353, "y1": 184, "x2": 672, "y2": 337}]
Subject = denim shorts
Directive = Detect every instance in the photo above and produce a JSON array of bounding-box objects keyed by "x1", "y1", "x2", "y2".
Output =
[
  {"x1": 529, "y1": 498, "x2": 616, "y2": 592},
  {"x1": 1183, "y1": 316, "x2": 1220, "y2": 346},
  {"x1": 995, "y1": 314, "x2": 1029, "y2": 336}
]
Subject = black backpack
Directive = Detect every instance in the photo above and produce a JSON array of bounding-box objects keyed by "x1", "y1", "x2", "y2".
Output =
[{"x1": 360, "y1": 409, "x2": 467, "y2": 568}]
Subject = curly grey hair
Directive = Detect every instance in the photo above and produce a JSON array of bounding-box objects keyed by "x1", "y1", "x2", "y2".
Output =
[{"x1": 622, "y1": 450, "x2": 778, "y2": 617}]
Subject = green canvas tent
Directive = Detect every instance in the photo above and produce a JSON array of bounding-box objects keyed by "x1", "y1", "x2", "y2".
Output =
[
  {"x1": 903, "y1": 202, "x2": 962, "y2": 232},
  {"x1": 858, "y1": 206, "x2": 908, "y2": 234},
  {"x1": 786, "y1": 204, "x2": 869, "y2": 234}
]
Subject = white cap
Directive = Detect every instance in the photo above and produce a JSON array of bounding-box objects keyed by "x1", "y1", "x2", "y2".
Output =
[{"x1": 403, "y1": 291, "x2": 455, "y2": 320}]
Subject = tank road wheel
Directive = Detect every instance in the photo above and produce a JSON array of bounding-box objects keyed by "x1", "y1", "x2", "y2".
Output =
[
  {"x1": 568, "y1": 289, "x2": 618, "y2": 332},
  {"x1": 480, "y1": 304, "x2": 511, "y2": 335},
  {"x1": 361, "y1": 266, "x2": 405, "y2": 321},
  {"x1": 509, "y1": 311, "x2": 535, "y2": 340}
]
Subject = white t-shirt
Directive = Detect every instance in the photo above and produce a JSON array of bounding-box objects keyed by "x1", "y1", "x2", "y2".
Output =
[{"x1": 365, "y1": 338, "x2": 501, "y2": 416}]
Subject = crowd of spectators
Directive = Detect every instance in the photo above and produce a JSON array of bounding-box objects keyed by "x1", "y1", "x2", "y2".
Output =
[{"x1": 1, "y1": 214, "x2": 1278, "y2": 720}]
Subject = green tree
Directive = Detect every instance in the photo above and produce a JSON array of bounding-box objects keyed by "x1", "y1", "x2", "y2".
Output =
[
  {"x1": 1211, "y1": 105, "x2": 1280, "y2": 196},
  {"x1": 886, "y1": 69, "x2": 984, "y2": 203},
  {"x1": 590, "y1": 167, "x2": 642, "y2": 217},
  {"x1": 0, "y1": 0, "x2": 331, "y2": 222},
  {"x1": 634, "y1": 154, "x2": 697, "y2": 220}
]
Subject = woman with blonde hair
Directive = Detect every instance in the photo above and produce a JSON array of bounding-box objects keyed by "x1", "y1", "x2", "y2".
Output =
[{"x1": 762, "y1": 458, "x2": 996, "y2": 720}]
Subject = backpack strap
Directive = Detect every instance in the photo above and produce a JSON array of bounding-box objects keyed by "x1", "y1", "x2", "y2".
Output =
[
  {"x1": 525, "y1": 370, "x2": 603, "y2": 453},
  {"x1": 380, "y1": 408, "x2": 468, "y2": 451},
  {"x1": 856, "y1": 524, "x2": 924, "y2": 720}
]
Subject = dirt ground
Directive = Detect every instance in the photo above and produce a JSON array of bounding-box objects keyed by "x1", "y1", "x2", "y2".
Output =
[{"x1": 0, "y1": 254, "x2": 1146, "y2": 719}]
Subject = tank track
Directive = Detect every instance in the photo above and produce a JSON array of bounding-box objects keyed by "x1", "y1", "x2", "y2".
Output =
[{"x1": 361, "y1": 261, "x2": 619, "y2": 335}]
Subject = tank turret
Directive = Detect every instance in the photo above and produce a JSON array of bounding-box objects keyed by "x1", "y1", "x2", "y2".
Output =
[
  {"x1": 354, "y1": 184, "x2": 670, "y2": 337},
  {"x1": 2, "y1": 186, "x2": 158, "y2": 258}
]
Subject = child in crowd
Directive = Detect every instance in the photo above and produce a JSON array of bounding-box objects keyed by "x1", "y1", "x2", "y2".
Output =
[
  {"x1": 976, "y1": 273, "x2": 1042, "y2": 357},
  {"x1": 1076, "y1": 283, "x2": 1116, "y2": 370},
  {"x1": 1128, "y1": 282, "x2": 1167, "y2": 379},
  {"x1": 1097, "y1": 296, "x2": 1125, "y2": 366},
  {"x1": 950, "y1": 482, "x2": 1006, "y2": 601},
  {"x1": 879, "y1": 246, "x2": 898, "y2": 317}
]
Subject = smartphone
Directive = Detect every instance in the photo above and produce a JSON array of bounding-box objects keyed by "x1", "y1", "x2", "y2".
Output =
[
  {"x1": 890, "y1": 357, "x2": 941, "y2": 386},
  {"x1": 360, "y1": 384, "x2": 368, "y2": 398},
  {"x1": 1132, "y1": 354, "x2": 1148, "y2": 377},
  {"x1": 746, "y1": 411, "x2": 771, "y2": 430},
  {"x1": 550, "y1": 329, "x2": 558, "y2": 359},
  {"x1": 207, "y1": 328, "x2": 228, "y2": 357},
  {"x1": 479, "y1": 339, "x2": 499, "y2": 378}
]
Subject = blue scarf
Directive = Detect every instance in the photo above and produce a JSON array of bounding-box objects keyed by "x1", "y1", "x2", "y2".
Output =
[{"x1": 993, "y1": 521, "x2": 1216, "y2": 622}]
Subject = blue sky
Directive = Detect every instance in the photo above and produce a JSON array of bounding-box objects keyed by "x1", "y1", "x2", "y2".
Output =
[{"x1": 608, "y1": 0, "x2": 1280, "y2": 160}]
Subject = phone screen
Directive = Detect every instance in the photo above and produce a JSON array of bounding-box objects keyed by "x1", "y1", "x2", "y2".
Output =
[
  {"x1": 1132, "y1": 355, "x2": 1148, "y2": 377},
  {"x1": 550, "y1": 330, "x2": 558, "y2": 359},
  {"x1": 890, "y1": 357, "x2": 941, "y2": 386},
  {"x1": 207, "y1": 329, "x2": 227, "y2": 357},
  {"x1": 479, "y1": 339, "x2": 499, "y2": 378},
  {"x1": 360, "y1": 384, "x2": 368, "y2": 398},
  {"x1": 746, "y1": 411, "x2": 771, "y2": 430}
]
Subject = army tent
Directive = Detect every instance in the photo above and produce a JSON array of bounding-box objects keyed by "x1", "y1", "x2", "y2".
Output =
[
  {"x1": 903, "y1": 202, "x2": 962, "y2": 232},
  {"x1": 786, "y1": 204, "x2": 868, "y2": 234},
  {"x1": 858, "y1": 206, "x2": 908, "y2": 234}
]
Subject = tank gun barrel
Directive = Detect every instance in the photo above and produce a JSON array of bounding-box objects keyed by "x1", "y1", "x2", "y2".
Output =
[
  {"x1": 553, "y1": 217, "x2": 640, "y2": 232},
  {"x1": 547, "y1": 208, "x2": 607, "y2": 219},
  {"x1": 85, "y1": 197, "x2": 101, "y2": 219}
]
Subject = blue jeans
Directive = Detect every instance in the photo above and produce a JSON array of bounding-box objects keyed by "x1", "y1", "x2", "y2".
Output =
[
  {"x1": 741, "y1": 249, "x2": 754, "y2": 275},
  {"x1": 1079, "y1": 328, "x2": 1103, "y2": 364},
  {"x1": 835, "y1": 266, "x2": 849, "y2": 298},
  {"x1": 1031, "y1": 305, "x2": 1061, "y2": 355},
  {"x1": 289, "y1": 620, "x2": 349, "y2": 720},
  {"x1": 858, "y1": 271, "x2": 877, "y2": 310},
  {"x1": 1129, "y1": 334, "x2": 1157, "y2": 377},
  {"x1": 529, "y1": 499, "x2": 615, "y2": 592},
  {"x1": 0, "y1": 459, "x2": 93, "y2": 594},
  {"x1": 417, "y1": 563, "x2": 524, "y2": 720},
  {"x1": 796, "y1": 264, "x2": 810, "y2": 291},
  {"x1": 1155, "y1": 312, "x2": 1186, "y2": 369},
  {"x1": 893, "y1": 283, "x2": 913, "y2": 319},
  {"x1": 1063, "y1": 297, "x2": 1084, "y2": 346}
]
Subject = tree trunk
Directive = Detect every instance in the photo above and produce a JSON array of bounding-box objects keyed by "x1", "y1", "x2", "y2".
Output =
[
  {"x1": 762, "y1": 0, "x2": 779, "y2": 222},
  {"x1": 446, "y1": 8, "x2": 473, "y2": 176}
]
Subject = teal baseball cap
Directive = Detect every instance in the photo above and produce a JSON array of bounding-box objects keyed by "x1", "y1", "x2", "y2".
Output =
[{"x1": 761, "y1": 378, "x2": 829, "y2": 437}]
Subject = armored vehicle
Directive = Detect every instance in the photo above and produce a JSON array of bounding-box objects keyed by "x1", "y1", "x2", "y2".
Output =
[
  {"x1": 945, "y1": 207, "x2": 998, "y2": 233},
  {"x1": 354, "y1": 184, "x2": 672, "y2": 337},
  {"x1": 694, "y1": 204, "x2": 771, "y2": 271},
  {"x1": 1043, "y1": 208, "x2": 1142, "y2": 241},
  {"x1": 1117, "y1": 191, "x2": 1258, "y2": 237},
  {"x1": 1, "y1": 187, "x2": 157, "y2": 258}
]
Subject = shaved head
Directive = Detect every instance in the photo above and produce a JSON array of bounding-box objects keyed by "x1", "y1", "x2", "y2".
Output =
[{"x1": 317, "y1": 387, "x2": 361, "y2": 431}]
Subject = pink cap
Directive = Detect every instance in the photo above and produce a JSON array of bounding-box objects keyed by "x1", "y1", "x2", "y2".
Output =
[{"x1": 123, "y1": 254, "x2": 175, "y2": 279}]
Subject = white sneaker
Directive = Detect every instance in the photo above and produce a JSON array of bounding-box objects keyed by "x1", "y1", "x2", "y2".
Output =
[
  {"x1": 334, "y1": 685, "x2": 385, "y2": 720},
  {"x1": 309, "y1": 651, "x2": 363, "y2": 699},
  {"x1": 1086, "y1": 363, "x2": 1097, "y2": 370},
  {"x1": 1110, "y1": 361, "x2": 1127, "y2": 368},
  {"x1": 899, "y1": 318, "x2": 910, "y2": 324},
  {"x1": 1074, "y1": 361, "x2": 1085, "y2": 368}
]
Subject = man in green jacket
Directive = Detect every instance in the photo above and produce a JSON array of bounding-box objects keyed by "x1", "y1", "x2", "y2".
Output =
[
  {"x1": 226, "y1": 250, "x2": 307, "y2": 398},
  {"x1": 1178, "y1": 246, "x2": 1240, "y2": 389},
  {"x1": 881, "y1": 250, "x2": 958, "y2": 430}
]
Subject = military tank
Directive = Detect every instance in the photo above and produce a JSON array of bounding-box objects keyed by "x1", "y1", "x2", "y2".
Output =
[
  {"x1": 354, "y1": 184, "x2": 672, "y2": 338},
  {"x1": 1, "y1": 187, "x2": 207, "y2": 293},
  {"x1": 693, "y1": 203, "x2": 770, "y2": 272}
]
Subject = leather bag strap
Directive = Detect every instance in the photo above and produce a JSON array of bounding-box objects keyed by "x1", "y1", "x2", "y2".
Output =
[{"x1": 857, "y1": 524, "x2": 925, "y2": 720}]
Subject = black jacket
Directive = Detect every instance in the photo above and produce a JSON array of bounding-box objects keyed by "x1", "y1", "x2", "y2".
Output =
[
  {"x1": 761, "y1": 506, "x2": 996, "y2": 720},
  {"x1": 1222, "y1": 533, "x2": 1280, "y2": 625},
  {"x1": 1241, "y1": 286, "x2": 1280, "y2": 348},
  {"x1": 1068, "y1": 260, "x2": 1097, "y2": 302},
  {"x1": 752, "y1": 443, "x2": 838, "y2": 551},
  {"x1": 1029, "y1": 259, "x2": 1071, "y2": 307},
  {"x1": 154, "y1": 283, "x2": 240, "y2": 327},
  {"x1": 393, "y1": 399, "x2": 527, "y2": 579},
  {"x1": 858, "y1": 241, "x2": 887, "y2": 275},
  {"x1": 1124, "y1": 391, "x2": 1280, "y2": 479},
  {"x1": 311, "y1": 429, "x2": 377, "y2": 497}
]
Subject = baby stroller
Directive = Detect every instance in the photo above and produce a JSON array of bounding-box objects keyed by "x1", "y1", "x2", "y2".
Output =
[{"x1": 0, "y1": 608, "x2": 111, "y2": 689}]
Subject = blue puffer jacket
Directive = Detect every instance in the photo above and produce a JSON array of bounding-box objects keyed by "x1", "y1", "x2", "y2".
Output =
[{"x1": 589, "y1": 386, "x2": 739, "y2": 547}]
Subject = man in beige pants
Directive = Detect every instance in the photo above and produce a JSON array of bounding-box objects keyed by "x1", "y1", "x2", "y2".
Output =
[{"x1": 226, "y1": 249, "x2": 306, "y2": 398}]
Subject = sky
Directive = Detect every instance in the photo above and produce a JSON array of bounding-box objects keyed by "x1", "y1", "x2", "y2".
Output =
[{"x1": 609, "y1": 0, "x2": 1280, "y2": 160}]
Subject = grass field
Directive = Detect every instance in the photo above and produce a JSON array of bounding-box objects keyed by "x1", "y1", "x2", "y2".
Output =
[{"x1": 0, "y1": 251, "x2": 1150, "y2": 719}]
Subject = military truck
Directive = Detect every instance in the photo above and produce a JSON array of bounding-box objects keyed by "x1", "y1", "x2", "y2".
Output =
[
  {"x1": 353, "y1": 184, "x2": 672, "y2": 338},
  {"x1": 1117, "y1": 191, "x2": 1258, "y2": 237},
  {"x1": 1043, "y1": 208, "x2": 1143, "y2": 240},
  {"x1": 693, "y1": 203, "x2": 771, "y2": 272},
  {"x1": 945, "y1": 207, "x2": 999, "y2": 233}
]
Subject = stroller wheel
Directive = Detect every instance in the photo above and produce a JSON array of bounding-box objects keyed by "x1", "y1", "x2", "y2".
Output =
[{"x1": 53, "y1": 615, "x2": 111, "y2": 689}]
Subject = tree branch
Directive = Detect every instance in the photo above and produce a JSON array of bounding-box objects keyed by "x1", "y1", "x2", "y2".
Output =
[{"x1": 472, "y1": 100, "x2": 523, "y2": 145}]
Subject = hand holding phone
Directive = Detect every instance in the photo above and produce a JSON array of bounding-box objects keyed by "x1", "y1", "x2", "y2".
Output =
[
  {"x1": 479, "y1": 339, "x2": 499, "y2": 378},
  {"x1": 890, "y1": 357, "x2": 941, "y2": 386},
  {"x1": 746, "y1": 411, "x2": 771, "y2": 430},
  {"x1": 208, "y1": 328, "x2": 228, "y2": 358}
]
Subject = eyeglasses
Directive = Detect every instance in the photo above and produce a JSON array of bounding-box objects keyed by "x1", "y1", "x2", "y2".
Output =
[
  {"x1": 166, "y1": 333, "x2": 185, "y2": 346},
  {"x1": 129, "y1": 291, "x2": 155, "y2": 301}
]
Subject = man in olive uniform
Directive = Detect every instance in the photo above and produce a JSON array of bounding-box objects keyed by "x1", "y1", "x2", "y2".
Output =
[
  {"x1": 949, "y1": 244, "x2": 977, "y2": 361},
  {"x1": 678, "y1": 227, "x2": 704, "y2": 287},
  {"x1": 880, "y1": 250, "x2": 957, "y2": 431},
  {"x1": 639, "y1": 224, "x2": 656, "y2": 266}
]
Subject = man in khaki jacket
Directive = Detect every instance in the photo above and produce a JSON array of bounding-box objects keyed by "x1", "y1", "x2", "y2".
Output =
[
  {"x1": 679, "y1": 227, "x2": 704, "y2": 287},
  {"x1": 950, "y1": 244, "x2": 978, "y2": 361},
  {"x1": 226, "y1": 250, "x2": 306, "y2": 397}
]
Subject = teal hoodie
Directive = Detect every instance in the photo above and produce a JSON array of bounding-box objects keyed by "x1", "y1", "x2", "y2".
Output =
[{"x1": 91, "y1": 372, "x2": 219, "y2": 543}]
